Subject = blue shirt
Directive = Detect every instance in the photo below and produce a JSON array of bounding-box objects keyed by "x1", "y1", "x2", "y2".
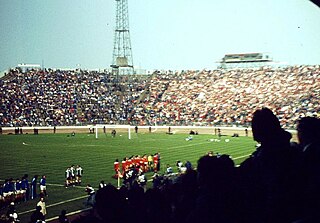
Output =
[
  {"x1": 21, "y1": 179, "x2": 29, "y2": 190},
  {"x1": 15, "y1": 181, "x2": 21, "y2": 191},
  {"x1": 3, "y1": 183, "x2": 10, "y2": 193},
  {"x1": 31, "y1": 177, "x2": 37, "y2": 186},
  {"x1": 40, "y1": 178, "x2": 46, "y2": 186}
]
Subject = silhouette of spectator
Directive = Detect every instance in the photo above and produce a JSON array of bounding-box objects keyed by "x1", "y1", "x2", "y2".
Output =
[
  {"x1": 239, "y1": 107, "x2": 298, "y2": 223},
  {"x1": 171, "y1": 168, "x2": 198, "y2": 223},
  {"x1": 6, "y1": 202, "x2": 18, "y2": 222},
  {"x1": 185, "y1": 160, "x2": 192, "y2": 170},
  {"x1": 296, "y1": 117, "x2": 320, "y2": 221},
  {"x1": 145, "y1": 188, "x2": 171, "y2": 223},
  {"x1": 94, "y1": 184, "x2": 127, "y2": 223},
  {"x1": 187, "y1": 154, "x2": 236, "y2": 223},
  {"x1": 30, "y1": 205, "x2": 45, "y2": 223},
  {"x1": 126, "y1": 183, "x2": 146, "y2": 223},
  {"x1": 58, "y1": 209, "x2": 70, "y2": 223}
]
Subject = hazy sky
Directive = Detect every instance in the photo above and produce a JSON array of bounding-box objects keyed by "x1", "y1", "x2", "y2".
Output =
[{"x1": 0, "y1": 0, "x2": 319, "y2": 71}]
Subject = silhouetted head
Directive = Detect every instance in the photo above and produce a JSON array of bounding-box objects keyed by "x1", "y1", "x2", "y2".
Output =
[
  {"x1": 251, "y1": 107, "x2": 282, "y2": 143},
  {"x1": 197, "y1": 155, "x2": 235, "y2": 188},
  {"x1": 95, "y1": 184, "x2": 123, "y2": 221},
  {"x1": 297, "y1": 117, "x2": 320, "y2": 147},
  {"x1": 61, "y1": 210, "x2": 67, "y2": 216}
]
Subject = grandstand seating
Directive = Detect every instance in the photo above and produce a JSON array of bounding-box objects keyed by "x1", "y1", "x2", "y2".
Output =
[{"x1": 0, "y1": 65, "x2": 319, "y2": 129}]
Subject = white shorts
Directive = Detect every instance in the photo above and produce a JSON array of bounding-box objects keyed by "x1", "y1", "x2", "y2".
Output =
[
  {"x1": 40, "y1": 185, "x2": 46, "y2": 191},
  {"x1": 3, "y1": 192, "x2": 13, "y2": 197}
]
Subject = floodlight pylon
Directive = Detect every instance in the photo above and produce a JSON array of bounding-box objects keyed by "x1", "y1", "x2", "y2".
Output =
[{"x1": 111, "y1": 0, "x2": 134, "y2": 76}]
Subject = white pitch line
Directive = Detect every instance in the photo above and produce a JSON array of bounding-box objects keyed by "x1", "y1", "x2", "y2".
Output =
[
  {"x1": 233, "y1": 154, "x2": 252, "y2": 160},
  {"x1": 18, "y1": 195, "x2": 88, "y2": 215},
  {"x1": 46, "y1": 207, "x2": 92, "y2": 222},
  {"x1": 46, "y1": 182, "x2": 87, "y2": 189},
  {"x1": 0, "y1": 180, "x2": 88, "y2": 190}
]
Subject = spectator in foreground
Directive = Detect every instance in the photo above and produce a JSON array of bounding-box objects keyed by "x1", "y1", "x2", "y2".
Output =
[
  {"x1": 74, "y1": 184, "x2": 127, "y2": 223},
  {"x1": 296, "y1": 117, "x2": 320, "y2": 222},
  {"x1": 30, "y1": 205, "x2": 45, "y2": 223},
  {"x1": 187, "y1": 155, "x2": 236, "y2": 223},
  {"x1": 59, "y1": 210, "x2": 70, "y2": 223},
  {"x1": 239, "y1": 107, "x2": 298, "y2": 223},
  {"x1": 6, "y1": 202, "x2": 18, "y2": 222}
]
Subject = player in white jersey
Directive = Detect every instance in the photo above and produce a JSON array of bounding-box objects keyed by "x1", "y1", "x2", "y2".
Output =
[
  {"x1": 65, "y1": 167, "x2": 72, "y2": 188},
  {"x1": 70, "y1": 165, "x2": 76, "y2": 186},
  {"x1": 76, "y1": 165, "x2": 83, "y2": 185}
]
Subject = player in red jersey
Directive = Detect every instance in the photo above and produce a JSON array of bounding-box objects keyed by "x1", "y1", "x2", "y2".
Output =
[
  {"x1": 127, "y1": 157, "x2": 133, "y2": 169},
  {"x1": 153, "y1": 153, "x2": 159, "y2": 172},
  {"x1": 142, "y1": 155, "x2": 148, "y2": 172},
  {"x1": 113, "y1": 159, "x2": 120, "y2": 178},
  {"x1": 121, "y1": 158, "x2": 127, "y2": 175}
]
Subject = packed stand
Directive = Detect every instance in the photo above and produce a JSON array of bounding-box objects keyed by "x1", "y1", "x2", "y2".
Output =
[
  {"x1": 131, "y1": 66, "x2": 320, "y2": 128},
  {"x1": 0, "y1": 68, "x2": 148, "y2": 127},
  {"x1": 1, "y1": 66, "x2": 319, "y2": 129}
]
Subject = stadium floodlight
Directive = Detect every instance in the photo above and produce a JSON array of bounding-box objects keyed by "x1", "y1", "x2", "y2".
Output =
[{"x1": 111, "y1": 0, "x2": 134, "y2": 75}]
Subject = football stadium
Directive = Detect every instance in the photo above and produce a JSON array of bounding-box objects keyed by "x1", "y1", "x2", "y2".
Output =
[{"x1": 1, "y1": 1, "x2": 320, "y2": 223}]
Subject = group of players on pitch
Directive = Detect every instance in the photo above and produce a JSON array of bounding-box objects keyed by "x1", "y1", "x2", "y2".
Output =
[
  {"x1": 113, "y1": 153, "x2": 161, "y2": 179},
  {"x1": 64, "y1": 165, "x2": 83, "y2": 188},
  {"x1": 0, "y1": 175, "x2": 47, "y2": 209}
]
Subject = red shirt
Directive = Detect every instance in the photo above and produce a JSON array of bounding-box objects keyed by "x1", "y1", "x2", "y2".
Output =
[
  {"x1": 114, "y1": 161, "x2": 119, "y2": 171},
  {"x1": 121, "y1": 161, "x2": 127, "y2": 171},
  {"x1": 153, "y1": 155, "x2": 158, "y2": 164}
]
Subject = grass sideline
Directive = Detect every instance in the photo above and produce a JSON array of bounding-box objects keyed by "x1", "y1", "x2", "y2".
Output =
[{"x1": 0, "y1": 132, "x2": 256, "y2": 222}]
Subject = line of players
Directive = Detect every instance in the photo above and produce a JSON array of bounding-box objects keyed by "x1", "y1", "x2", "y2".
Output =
[
  {"x1": 65, "y1": 165, "x2": 83, "y2": 188},
  {"x1": 113, "y1": 153, "x2": 161, "y2": 179},
  {"x1": 0, "y1": 175, "x2": 47, "y2": 209}
]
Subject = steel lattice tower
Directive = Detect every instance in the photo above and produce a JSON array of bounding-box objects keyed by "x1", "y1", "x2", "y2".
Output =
[{"x1": 111, "y1": 0, "x2": 134, "y2": 76}]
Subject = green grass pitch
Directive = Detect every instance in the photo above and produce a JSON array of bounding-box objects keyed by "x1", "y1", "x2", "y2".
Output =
[{"x1": 0, "y1": 132, "x2": 256, "y2": 222}]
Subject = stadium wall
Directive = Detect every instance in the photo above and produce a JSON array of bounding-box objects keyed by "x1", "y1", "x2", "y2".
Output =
[{"x1": 1, "y1": 125, "x2": 298, "y2": 141}]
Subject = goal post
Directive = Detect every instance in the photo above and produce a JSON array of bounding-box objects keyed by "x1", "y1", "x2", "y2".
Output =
[{"x1": 94, "y1": 125, "x2": 131, "y2": 139}]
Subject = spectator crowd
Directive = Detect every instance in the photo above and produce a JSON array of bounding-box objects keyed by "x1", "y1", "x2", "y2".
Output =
[
  {"x1": 0, "y1": 65, "x2": 319, "y2": 129},
  {"x1": 131, "y1": 66, "x2": 320, "y2": 128},
  {"x1": 0, "y1": 68, "x2": 147, "y2": 127}
]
